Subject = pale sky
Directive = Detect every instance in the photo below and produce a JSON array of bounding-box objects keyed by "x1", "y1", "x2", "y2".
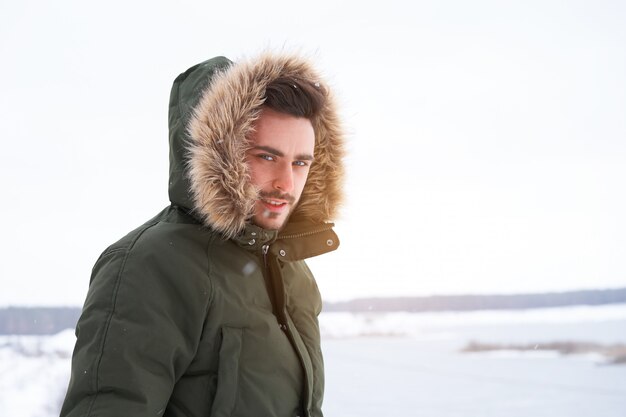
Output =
[{"x1": 1, "y1": 0, "x2": 625, "y2": 306}]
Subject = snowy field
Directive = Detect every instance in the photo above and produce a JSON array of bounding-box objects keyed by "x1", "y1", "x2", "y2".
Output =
[
  {"x1": 321, "y1": 305, "x2": 626, "y2": 417},
  {"x1": 2, "y1": 304, "x2": 626, "y2": 417}
]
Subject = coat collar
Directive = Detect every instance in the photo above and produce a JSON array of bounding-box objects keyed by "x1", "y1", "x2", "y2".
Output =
[{"x1": 233, "y1": 220, "x2": 339, "y2": 261}]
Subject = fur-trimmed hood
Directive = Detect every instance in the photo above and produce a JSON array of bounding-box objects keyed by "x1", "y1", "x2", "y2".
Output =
[{"x1": 167, "y1": 53, "x2": 345, "y2": 238}]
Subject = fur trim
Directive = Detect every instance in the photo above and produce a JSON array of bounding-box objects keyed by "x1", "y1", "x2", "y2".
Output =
[{"x1": 186, "y1": 52, "x2": 345, "y2": 238}]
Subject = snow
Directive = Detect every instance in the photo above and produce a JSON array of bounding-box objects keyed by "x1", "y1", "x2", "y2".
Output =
[
  {"x1": 319, "y1": 303, "x2": 626, "y2": 338},
  {"x1": 0, "y1": 331, "x2": 74, "y2": 417},
  {"x1": 1, "y1": 305, "x2": 626, "y2": 417}
]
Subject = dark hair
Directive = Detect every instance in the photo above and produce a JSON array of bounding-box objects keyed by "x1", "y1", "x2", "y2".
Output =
[{"x1": 263, "y1": 77, "x2": 326, "y2": 119}]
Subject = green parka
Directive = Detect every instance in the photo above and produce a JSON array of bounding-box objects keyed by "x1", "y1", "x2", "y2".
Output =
[{"x1": 60, "y1": 53, "x2": 345, "y2": 417}]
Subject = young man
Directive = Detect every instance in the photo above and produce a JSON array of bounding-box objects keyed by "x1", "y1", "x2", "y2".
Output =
[{"x1": 60, "y1": 53, "x2": 345, "y2": 417}]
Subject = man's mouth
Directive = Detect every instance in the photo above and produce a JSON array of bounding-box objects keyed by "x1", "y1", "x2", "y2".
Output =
[
  {"x1": 258, "y1": 191, "x2": 295, "y2": 215},
  {"x1": 261, "y1": 198, "x2": 289, "y2": 212}
]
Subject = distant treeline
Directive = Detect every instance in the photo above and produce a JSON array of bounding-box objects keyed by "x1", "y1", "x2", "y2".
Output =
[
  {"x1": 323, "y1": 287, "x2": 626, "y2": 313},
  {"x1": 2, "y1": 288, "x2": 626, "y2": 334},
  {"x1": 0, "y1": 307, "x2": 80, "y2": 335}
]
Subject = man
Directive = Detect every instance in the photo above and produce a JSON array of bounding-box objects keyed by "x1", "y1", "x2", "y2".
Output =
[{"x1": 60, "y1": 53, "x2": 345, "y2": 417}]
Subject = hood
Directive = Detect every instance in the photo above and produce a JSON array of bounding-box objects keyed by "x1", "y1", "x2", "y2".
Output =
[{"x1": 168, "y1": 53, "x2": 345, "y2": 238}]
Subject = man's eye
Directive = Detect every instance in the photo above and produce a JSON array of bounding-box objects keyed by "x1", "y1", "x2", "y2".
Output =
[
  {"x1": 259, "y1": 154, "x2": 275, "y2": 161},
  {"x1": 293, "y1": 161, "x2": 309, "y2": 167}
]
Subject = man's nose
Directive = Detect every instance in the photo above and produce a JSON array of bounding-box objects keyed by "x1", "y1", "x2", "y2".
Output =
[{"x1": 272, "y1": 163, "x2": 294, "y2": 193}]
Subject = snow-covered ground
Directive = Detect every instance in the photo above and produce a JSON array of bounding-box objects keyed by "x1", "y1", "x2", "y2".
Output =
[
  {"x1": 2, "y1": 304, "x2": 626, "y2": 417},
  {"x1": 0, "y1": 330, "x2": 75, "y2": 417},
  {"x1": 319, "y1": 303, "x2": 626, "y2": 339}
]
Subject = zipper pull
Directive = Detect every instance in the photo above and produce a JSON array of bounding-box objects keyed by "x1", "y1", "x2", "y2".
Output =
[
  {"x1": 262, "y1": 244, "x2": 270, "y2": 267},
  {"x1": 262, "y1": 244, "x2": 269, "y2": 262}
]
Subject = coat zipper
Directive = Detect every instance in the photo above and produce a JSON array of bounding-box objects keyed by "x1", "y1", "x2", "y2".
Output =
[
  {"x1": 262, "y1": 244, "x2": 287, "y2": 330},
  {"x1": 261, "y1": 242, "x2": 311, "y2": 415}
]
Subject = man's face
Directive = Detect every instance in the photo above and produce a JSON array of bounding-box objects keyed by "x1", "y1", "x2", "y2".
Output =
[{"x1": 246, "y1": 107, "x2": 315, "y2": 230}]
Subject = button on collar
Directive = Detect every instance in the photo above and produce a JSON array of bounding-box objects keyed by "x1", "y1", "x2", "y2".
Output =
[{"x1": 233, "y1": 224, "x2": 278, "y2": 250}]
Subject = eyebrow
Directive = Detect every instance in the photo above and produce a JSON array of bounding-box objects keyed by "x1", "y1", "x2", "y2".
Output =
[{"x1": 251, "y1": 145, "x2": 314, "y2": 161}]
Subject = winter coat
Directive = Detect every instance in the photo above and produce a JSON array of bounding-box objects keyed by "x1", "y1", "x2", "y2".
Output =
[{"x1": 60, "y1": 53, "x2": 345, "y2": 417}]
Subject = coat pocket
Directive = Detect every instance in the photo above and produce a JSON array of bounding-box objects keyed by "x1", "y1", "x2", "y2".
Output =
[{"x1": 209, "y1": 326, "x2": 243, "y2": 417}]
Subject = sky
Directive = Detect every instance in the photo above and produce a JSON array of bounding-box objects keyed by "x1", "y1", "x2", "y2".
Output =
[{"x1": 1, "y1": 0, "x2": 625, "y2": 305}]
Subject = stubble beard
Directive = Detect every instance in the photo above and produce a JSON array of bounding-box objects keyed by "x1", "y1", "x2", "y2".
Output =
[{"x1": 258, "y1": 189, "x2": 297, "y2": 227}]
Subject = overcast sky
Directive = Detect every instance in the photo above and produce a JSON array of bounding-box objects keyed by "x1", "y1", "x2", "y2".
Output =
[{"x1": 1, "y1": 0, "x2": 625, "y2": 306}]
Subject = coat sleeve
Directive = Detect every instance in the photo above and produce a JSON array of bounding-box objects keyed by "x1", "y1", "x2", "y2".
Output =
[{"x1": 60, "y1": 226, "x2": 212, "y2": 417}]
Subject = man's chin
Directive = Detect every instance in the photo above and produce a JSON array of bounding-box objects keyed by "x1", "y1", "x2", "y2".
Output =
[
  {"x1": 251, "y1": 215, "x2": 287, "y2": 231},
  {"x1": 250, "y1": 203, "x2": 294, "y2": 231}
]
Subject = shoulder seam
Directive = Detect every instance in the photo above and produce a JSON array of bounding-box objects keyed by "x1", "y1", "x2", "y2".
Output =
[
  {"x1": 86, "y1": 221, "x2": 160, "y2": 415},
  {"x1": 204, "y1": 233, "x2": 216, "y2": 314}
]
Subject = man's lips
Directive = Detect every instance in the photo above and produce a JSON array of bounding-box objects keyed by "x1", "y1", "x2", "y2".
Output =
[
  {"x1": 258, "y1": 191, "x2": 295, "y2": 214},
  {"x1": 260, "y1": 198, "x2": 289, "y2": 212}
]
